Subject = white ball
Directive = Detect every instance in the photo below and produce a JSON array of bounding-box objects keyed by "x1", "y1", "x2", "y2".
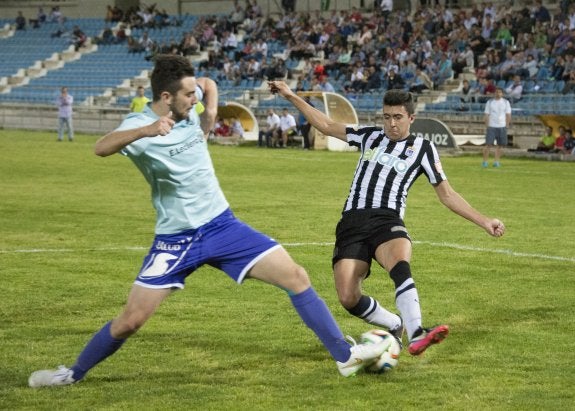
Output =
[{"x1": 360, "y1": 329, "x2": 401, "y2": 373}]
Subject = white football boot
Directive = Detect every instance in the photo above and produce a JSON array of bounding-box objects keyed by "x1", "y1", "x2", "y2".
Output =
[
  {"x1": 336, "y1": 336, "x2": 388, "y2": 377},
  {"x1": 29, "y1": 365, "x2": 76, "y2": 388}
]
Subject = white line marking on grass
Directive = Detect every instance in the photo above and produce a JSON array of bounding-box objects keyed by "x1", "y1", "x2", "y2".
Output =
[
  {"x1": 412, "y1": 241, "x2": 575, "y2": 263},
  {"x1": 2, "y1": 242, "x2": 574, "y2": 263}
]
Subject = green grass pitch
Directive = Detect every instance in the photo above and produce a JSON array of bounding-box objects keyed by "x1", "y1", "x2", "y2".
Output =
[{"x1": 0, "y1": 130, "x2": 573, "y2": 410}]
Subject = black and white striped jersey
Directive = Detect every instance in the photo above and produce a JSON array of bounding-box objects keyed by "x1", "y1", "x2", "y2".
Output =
[{"x1": 342, "y1": 126, "x2": 447, "y2": 218}]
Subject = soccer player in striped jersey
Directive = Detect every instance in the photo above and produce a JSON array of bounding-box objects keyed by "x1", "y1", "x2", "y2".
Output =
[{"x1": 270, "y1": 81, "x2": 506, "y2": 356}]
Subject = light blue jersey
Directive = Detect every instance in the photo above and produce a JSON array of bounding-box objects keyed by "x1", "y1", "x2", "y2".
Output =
[{"x1": 118, "y1": 90, "x2": 229, "y2": 234}]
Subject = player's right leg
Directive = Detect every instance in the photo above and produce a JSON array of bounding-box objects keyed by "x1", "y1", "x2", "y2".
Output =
[
  {"x1": 249, "y1": 248, "x2": 387, "y2": 377},
  {"x1": 29, "y1": 285, "x2": 172, "y2": 388},
  {"x1": 334, "y1": 259, "x2": 403, "y2": 345}
]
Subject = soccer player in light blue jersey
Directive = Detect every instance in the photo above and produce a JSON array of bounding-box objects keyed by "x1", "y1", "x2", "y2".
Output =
[{"x1": 28, "y1": 55, "x2": 387, "y2": 388}]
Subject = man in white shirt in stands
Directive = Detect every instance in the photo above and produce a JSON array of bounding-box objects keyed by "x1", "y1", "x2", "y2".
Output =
[
  {"x1": 259, "y1": 108, "x2": 280, "y2": 147},
  {"x1": 277, "y1": 108, "x2": 297, "y2": 148}
]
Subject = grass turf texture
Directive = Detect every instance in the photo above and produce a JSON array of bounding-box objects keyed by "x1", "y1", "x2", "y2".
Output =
[{"x1": 1, "y1": 130, "x2": 573, "y2": 410}]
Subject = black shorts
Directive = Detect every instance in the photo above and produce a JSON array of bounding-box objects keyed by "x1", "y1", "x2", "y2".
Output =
[{"x1": 332, "y1": 208, "x2": 411, "y2": 268}]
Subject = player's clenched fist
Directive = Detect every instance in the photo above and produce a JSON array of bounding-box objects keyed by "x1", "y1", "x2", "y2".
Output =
[
  {"x1": 152, "y1": 111, "x2": 175, "y2": 136},
  {"x1": 268, "y1": 81, "x2": 294, "y2": 98}
]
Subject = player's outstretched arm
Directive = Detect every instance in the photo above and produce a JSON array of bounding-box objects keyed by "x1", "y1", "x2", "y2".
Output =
[
  {"x1": 433, "y1": 180, "x2": 505, "y2": 237},
  {"x1": 268, "y1": 80, "x2": 347, "y2": 141},
  {"x1": 197, "y1": 77, "x2": 218, "y2": 137},
  {"x1": 94, "y1": 113, "x2": 175, "y2": 157}
]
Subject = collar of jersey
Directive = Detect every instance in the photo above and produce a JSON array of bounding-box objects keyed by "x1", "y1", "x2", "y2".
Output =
[{"x1": 142, "y1": 106, "x2": 190, "y2": 127}]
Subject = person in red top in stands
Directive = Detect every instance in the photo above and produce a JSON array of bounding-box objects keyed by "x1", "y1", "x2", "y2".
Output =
[{"x1": 554, "y1": 125, "x2": 567, "y2": 153}]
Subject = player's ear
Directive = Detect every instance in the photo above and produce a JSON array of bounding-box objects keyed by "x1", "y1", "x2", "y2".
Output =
[{"x1": 160, "y1": 91, "x2": 172, "y2": 105}]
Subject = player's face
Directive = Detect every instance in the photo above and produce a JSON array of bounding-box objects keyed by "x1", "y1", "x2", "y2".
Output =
[
  {"x1": 169, "y1": 76, "x2": 198, "y2": 122},
  {"x1": 382, "y1": 105, "x2": 414, "y2": 140}
]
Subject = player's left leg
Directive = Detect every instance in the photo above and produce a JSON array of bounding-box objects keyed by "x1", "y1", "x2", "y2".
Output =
[
  {"x1": 375, "y1": 238, "x2": 449, "y2": 355},
  {"x1": 29, "y1": 285, "x2": 172, "y2": 387},
  {"x1": 333, "y1": 258, "x2": 402, "y2": 336}
]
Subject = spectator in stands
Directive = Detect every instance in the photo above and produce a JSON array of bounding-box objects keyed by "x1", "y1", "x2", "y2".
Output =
[
  {"x1": 377, "y1": 0, "x2": 393, "y2": 22},
  {"x1": 298, "y1": 96, "x2": 315, "y2": 149},
  {"x1": 253, "y1": 38, "x2": 268, "y2": 60},
  {"x1": 494, "y1": 21, "x2": 513, "y2": 48},
  {"x1": 562, "y1": 69, "x2": 575, "y2": 94},
  {"x1": 386, "y1": 69, "x2": 406, "y2": 91},
  {"x1": 128, "y1": 31, "x2": 154, "y2": 54},
  {"x1": 364, "y1": 66, "x2": 383, "y2": 92},
  {"x1": 518, "y1": 54, "x2": 539, "y2": 79},
  {"x1": 230, "y1": 117, "x2": 245, "y2": 139},
  {"x1": 451, "y1": 44, "x2": 474, "y2": 79},
  {"x1": 214, "y1": 116, "x2": 231, "y2": 137},
  {"x1": 477, "y1": 78, "x2": 496, "y2": 103},
  {"x1": 259, "y1": 108, "x2": 280, "y2": 147},
  {"x1": 56, "y1": 87, "x2": 74, "y2": 142},
  {"x1": 318, "y1": 76, "x2": 335, "y2": 93},
  {"x1": 247, "y1": 0, "x2": 263, "y2": 19},
  {"x1": 95, "y1": 26, "x2": 116, "y2": 45},
  {"x1": 48, "y1": 6, "x2": 63, "y2": 24},
  {"x1": 482, "y1": 88, "x2": 511, "y2": 168},
  {"x1": 130, "y1": 86, "x2": 150, "y2": 113},
  {"x1": 505, "y1": 75, "x2": 523, "y2": 103},
  {"x1": 237, "y1": 39, "x2": 254, "y2": 61},
  {"x1": 431, "y1": 53, "x2": 453, "y2": 88},
  {"x1": 37, "y1": 7, "x2": 47, "y2": 24},
  {"x1": 15, "y1": 11, "x2": 26, "y2": 30},
  {"x1": 179, "y1": 32, "x2": 199, "y2": 56},
  {"x1": 71, "y1": 25, "x2": 87, "y2": 51},
  {"x1": 229, "y1": 3, "x2": 245, "y2": 30},
  {"x1": 563, "y1": 129, "x2": 575, "y2": 154},
  {"x1": 281, "y1": 0, "x2": 296, "y2": 13},
  {"x1": 264, "y1": 57, "x2": 287, "y2": 80},
  {"x1": 243, "y1": 57, "x2": 260, "y2": 80},
  {"x1": 277, "y1": 108, "x2": 297, "y2": 148},
  {"x1": 349, "y1": 65, "x2": 365, "y2": 92},
  {"x1": 532, "y1": 0, "x2": 551, "y2": 23},
  {"x1": 529, "y1": 126, "x2": 556, "y2": 152},
  {"x1": 221, "y1": 30, "x2": 238, "y2": 53},
  {"x1": 409, "y1": 67, "x2": 433, "y2": 94},
  {"x1": 553, "y1": 125, "x2": 567, "y2": 153},
  {"x1": 29, "y1": 7, "x2": 46, "y2": 29},
  {"x1": 458, "y1": 79, "x2": 478, "y2": 111}
]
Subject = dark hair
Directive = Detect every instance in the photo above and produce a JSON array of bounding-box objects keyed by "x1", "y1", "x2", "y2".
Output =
[
  {"x1": 383, "y1": 89, "x2": 415, "y2": 115},
  {"x1": 150, "y1": 54, "x2": 195, "y2": 101}
]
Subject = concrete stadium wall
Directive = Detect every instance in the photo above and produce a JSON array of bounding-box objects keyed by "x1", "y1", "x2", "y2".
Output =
[{"x1": 0, "y1": 103, "x2": 127, "y2": 135}]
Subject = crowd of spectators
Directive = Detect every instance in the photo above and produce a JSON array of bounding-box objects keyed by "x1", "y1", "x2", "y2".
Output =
[
  {"x1": 529, "y1": 124, "x2": 575, "y2": 154},
  {"x1": 112, "y1": 0, "x2": 575, "y2": 103},
  {"x1": 19, "y1": 0, "x2": 575, "y2": 102}
]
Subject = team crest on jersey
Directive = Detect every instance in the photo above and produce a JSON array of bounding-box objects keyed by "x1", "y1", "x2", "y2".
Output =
[{"x1": 406, "y1": 146, "x2": 415, "y2": 157}]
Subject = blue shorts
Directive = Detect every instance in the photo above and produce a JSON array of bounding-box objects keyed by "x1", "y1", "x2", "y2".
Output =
[
  {"x1": 135, "y1": 209, "x2": 281, "y2": 289},
  {"x1": 486, "y1": 127, "x2": 507, "y2": 146}
]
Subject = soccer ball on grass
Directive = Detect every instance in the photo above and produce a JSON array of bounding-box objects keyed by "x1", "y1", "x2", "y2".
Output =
[{"x1": 360, "y1": 329, "x2": 401, "y2": 373}]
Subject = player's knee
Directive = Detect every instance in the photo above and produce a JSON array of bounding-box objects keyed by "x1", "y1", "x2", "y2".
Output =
[
  {"x1": 389, "y1": 260, "x2": 412, "y2": 288},
  {"x1": 112, "y1": 314, "x2": 148, "y2": 338},
  {"x1": 338, "y1": 288, "x2": 361, "y2": 310},
  {"x1": 286, "y1": 264, "x2": 311, "y2": 292}
]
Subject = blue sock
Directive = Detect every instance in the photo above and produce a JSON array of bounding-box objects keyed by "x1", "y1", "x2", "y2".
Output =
[
  {"x1": 290, "y1": 287, "x2": 351, "y2": 363},
  {"x1": 70, "y1": 321, "x2": 125, "y2": 381}
]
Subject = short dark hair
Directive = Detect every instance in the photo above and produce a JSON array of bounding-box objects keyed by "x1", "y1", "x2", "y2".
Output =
[
  {"x1": 150, "y1": 54, "x2": 195, "y2": 101},
  {"x1": 383, "y1": 89, "x2": 415, "y2": 115}
]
